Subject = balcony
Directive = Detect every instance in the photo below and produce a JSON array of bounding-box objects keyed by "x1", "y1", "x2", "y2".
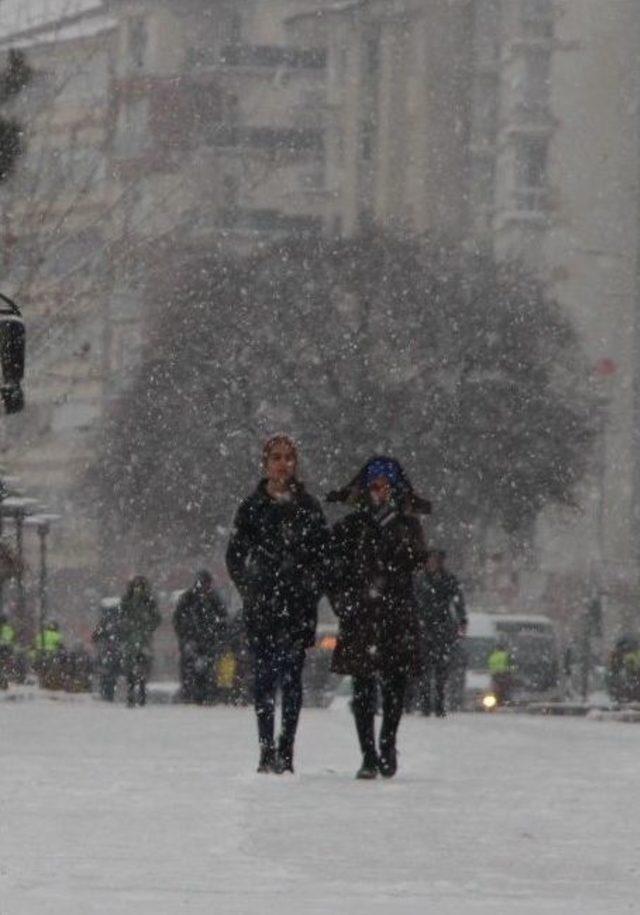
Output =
[
  {"x1": 513, "y1": 184, "x2": 548, "y2": 214},
  {"x1": 219, "y1": 45, "x2": 326, "y2": 70},
  {"x1": 205, "y1": 124, "x2": 324, "y2": 154},
  {"x1": 220, "y1": 207, "x2": 322, "y2": 236}
]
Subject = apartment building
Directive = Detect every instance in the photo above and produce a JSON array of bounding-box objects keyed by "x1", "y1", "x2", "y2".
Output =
[
  {"x1": 2, "y1": 0, "x2": 640, "y2": 635},
  {"x1": 285, "y1": 0, "x2": 640, "y2": 633},
  {"x1": 0, "y1": 0, "x2": 328, "y2": 604}
]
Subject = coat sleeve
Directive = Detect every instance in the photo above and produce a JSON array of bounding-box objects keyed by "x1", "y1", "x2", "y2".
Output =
[
  {"x1": 301, "y1": 499, "x2": 331, "y2": 598},
  {"x1": 225, "y1": 501, "x2": 254, "y2": 598},
  {"x1": 326, "y1": 518, "x2": 360, "y2": 619}
]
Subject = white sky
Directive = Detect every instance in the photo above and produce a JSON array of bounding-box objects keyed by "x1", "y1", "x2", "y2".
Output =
[{"x1": 0, "y1": 0, "x2": 104, "y2": 41}]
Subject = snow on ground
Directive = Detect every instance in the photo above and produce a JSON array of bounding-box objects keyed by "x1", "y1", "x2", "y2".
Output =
[{"x1": 1, "y1": 697, "x2": 639, "y2": 914}]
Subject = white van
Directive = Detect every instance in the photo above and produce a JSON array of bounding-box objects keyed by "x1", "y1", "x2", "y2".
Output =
[{"x1": 463, "y1": 612, "x2": 561, "y2": 709}]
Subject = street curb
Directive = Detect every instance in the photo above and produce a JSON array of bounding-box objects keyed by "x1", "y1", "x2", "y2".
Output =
[
  {"x1": 0, "y1": 683, "x2": 181, "y2": 705},
  {"x1": 587, "y1": 708, "x2": 640, "y2": 723}
]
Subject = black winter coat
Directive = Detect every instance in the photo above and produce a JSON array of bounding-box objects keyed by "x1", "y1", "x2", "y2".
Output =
[
  {"x1": 226, "y1": 480, "x2": 329, "y2": 649},
  {"x1": 414, "y1": 570, "x2": 467, "y2": 656},
  {"x1": 329, "y1": 507, "x2": 426, "y2": 677},
  {"x1": 173, "y1": 587, "x2": 227, "y2": 657}
]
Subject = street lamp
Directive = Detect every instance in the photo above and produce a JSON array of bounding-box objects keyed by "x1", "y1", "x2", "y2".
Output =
[
  {"x1": 2, "y1": 496, "x2": 39, "y2": 644},
  {"x1": 25, "y1": 514, "x2": 61, "y2": 651},
  {"x1": 0, "y1": 476, "x2": 22, "y2": 613}
]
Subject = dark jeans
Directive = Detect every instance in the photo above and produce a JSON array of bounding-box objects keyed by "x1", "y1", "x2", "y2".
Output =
[
  {"x1": 180, "y1": 651, "x2": 217, "y2": 704},
  {"x1": 419, "y1": 651, "x2": 450, "y2": 715},
  {"x1": 124, "y1": 653, "x2": 150, "y2": 707},
  {"x1": 253, "y1": 639, "x2": 306, "y2": 750},
  {"x1": 352, "y1": 673, "x2": 407, "y2": 759}
]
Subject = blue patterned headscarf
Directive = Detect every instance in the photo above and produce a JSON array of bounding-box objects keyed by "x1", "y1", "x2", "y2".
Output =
[
  {"x1": 363, "y1": 457, "x2": 403, "y2": 488},
  {"x1": 326, "y1": 455, "x2": 431, "y2": 515}
]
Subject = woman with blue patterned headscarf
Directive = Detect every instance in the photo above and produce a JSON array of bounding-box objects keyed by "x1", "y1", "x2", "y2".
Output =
[{"x1": 327, "y1": 456, "x2": 429, "y2": 779}]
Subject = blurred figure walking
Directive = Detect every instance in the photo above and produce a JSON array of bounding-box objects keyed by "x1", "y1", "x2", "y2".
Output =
[
  {"x1": 414, "y1": 549, "x2": 467, "y2": 717},
  {"x1": 92, "y1": 600, "x2": 122, "y2": 701},
  {"x1": 227, "y1": 434, "x2": 329, "y2": 774},
  {"x1": 0, "y1": 612, "x2": 16, "y2": 689},
  {"x1": 119, "y1": 576, "x2": 161, "y2": 707},
  {"x1": 173, "y1": 569, "x2": 227, "y2": 704},
  {"x1": 327, "y1": 456, "x2": 429, "y2": 779}
]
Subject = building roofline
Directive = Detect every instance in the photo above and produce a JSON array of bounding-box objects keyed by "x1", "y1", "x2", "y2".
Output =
[
  {"x1": 0, "y1": 2, "x2": 109, "y2": 48},
  {"x1": 285, "y1": 0, "x2": 370, "y2": 24}
]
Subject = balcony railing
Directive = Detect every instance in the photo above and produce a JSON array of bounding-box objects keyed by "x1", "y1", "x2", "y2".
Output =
[
  {"x1": 514, "y1": 185, "x2": 548, "y2": 213},
  {"x1": 205, "y1": 124, "x2": 324, "y2": 153},
  {"x1": 219, "y1": 45, "x2": 326, "y2": 70},
  {"x1": 220, "y1": 208, "x2": 323, "y2": 235}
]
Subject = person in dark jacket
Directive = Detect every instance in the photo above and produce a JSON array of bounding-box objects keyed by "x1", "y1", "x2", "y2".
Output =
[
  {"x1": 173, "y1": 569, "x2": 227, "y2": 704},
  {"x1": 0, "y1": 612, "x2": 16, "y2": 689},
  {"x1": 327, "y1": 456, "x2": 429, "y2": 779},
  {"x1": 118, "y1": 576, "x2": 161, "y2": 707},
  {"x1": 226, "y1": 434, "x2": 329, "y2": 774},
  {"x1": 414, "y1": 549, "x2": 467, "y2": 717},
  {"x1": 92, "y1": 601, "x2": 123, "y2": 701}
]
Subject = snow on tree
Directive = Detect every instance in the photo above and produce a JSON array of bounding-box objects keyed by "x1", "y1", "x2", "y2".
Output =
[{"x1": 90, "y1": 228, "x2": 598, "y2": 572}]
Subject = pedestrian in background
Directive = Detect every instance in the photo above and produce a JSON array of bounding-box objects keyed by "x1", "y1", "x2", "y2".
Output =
[
  {"x1": 226, "y1": 434, "x2": 329, "y2": 774},
  {"x1": 327, "y1": 456, "x2": 429, "y2": 779},
  {"x1": 173, "y1": 569, "x2": 227, "y2": 704},
  {"x1": 414, "y1": 549, "x2": 467, "y2": 717},
  {"x1": 92, "y1": 601, "x2": 122, "y2": 701},
  {"x1": 119, "y1": 576, "x2": 161, "y2": 708},
  {"x1": 0, "y1": 612, "x2": 16, "y2": 689}
]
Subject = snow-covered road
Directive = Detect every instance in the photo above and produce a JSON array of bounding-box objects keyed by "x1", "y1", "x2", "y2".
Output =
[{"x1": 1, "y1": 697, "x2": 638, "y2": 914}]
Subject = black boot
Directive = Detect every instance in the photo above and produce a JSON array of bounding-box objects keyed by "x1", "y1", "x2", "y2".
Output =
[
  {"x1": 378, "y1": 743, "x2": 397, "y2": 778},
  {"x1": 274, "y1": 739, "x2": 294, "y2": 774},
  {"x1": 257, "y1": 744, "x2": 276, "y2": 773},
  {"x1": 356, "y1": 751, "x2": 379, "y2": 780}
]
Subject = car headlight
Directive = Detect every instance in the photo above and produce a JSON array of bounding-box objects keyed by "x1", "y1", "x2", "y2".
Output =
[{"x1": 482, "y1": 693, "x2": 498, "y2": 710}]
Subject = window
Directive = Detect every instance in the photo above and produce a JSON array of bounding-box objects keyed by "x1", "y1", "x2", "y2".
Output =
[
  {"x1": 515, "y1": 136, "x2": 548, "y2": 210},
  {"x1": 299, "y1": 161, "x2": 325, "y2": 191},
  {"x1": 128, "y1": 17, "x2": 148, "y2": 70},
  {"x1": 520, "y1": 0, "x2": 553, "y2": 40},
  {"x1": 114, "y1": 97, "x2": 149, "y2": 157},
  {"x1": 360, "y1": 117, "x2": 375, "y2": 161},
  {"x1": 516, "y1": 49, "x2": 551, "y2": 121},
  {"x1": 366, "y1": 34, "x2": 380, "y2": 77},
  {"x1": 226, "y1": 13, "x2": 243, "y2": 46}
]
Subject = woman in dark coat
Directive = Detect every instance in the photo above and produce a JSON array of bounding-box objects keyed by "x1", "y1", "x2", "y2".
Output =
[
  {"x1": 226, "y1": 435, "x2": 329, "y2": 774},
  {"x1": 328, "y1": 456, "x2": 429, "y2": 779}
]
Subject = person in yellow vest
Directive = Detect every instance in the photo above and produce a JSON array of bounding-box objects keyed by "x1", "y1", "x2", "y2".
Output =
[
  {"x1": 0, "y1": 612, "x2": 16, "y2": 689},
  {"x1": 33, "y1": 620, "x2": 64, "y2": 653},
  {"x1": 33, "y1": 621, "x2": 65, "y2": 689},
  {"x1": 488, "y1": 642, "x2": 515, "y2": 706}
]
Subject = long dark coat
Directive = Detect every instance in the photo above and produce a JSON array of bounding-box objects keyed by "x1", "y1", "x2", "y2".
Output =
[
  {"x1": 226, "y1": 480, "x2": 329, "y2": 649},
  {"x1": 329, "y1": 508, "x2": 425, "y2": 677},
  {"x1": 173, "y1": 587, "x2": 227, "y2": 658}
]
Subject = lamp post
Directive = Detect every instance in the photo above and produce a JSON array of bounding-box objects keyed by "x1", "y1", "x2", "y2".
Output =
[
  {"x1": 2, "y1": 496, "x2": 38, "y2": 645},
  {"x1": 0, "y1": 475, "x2": 22, "y2": 615},
  {"x1": 25, "y1": 514, "x2": 61, "y2": 651}
]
